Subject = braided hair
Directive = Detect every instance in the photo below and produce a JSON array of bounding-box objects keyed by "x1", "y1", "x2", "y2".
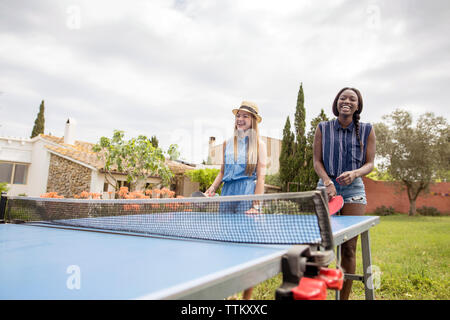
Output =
[{"x1": 332, "y1": 87, "x2": 364, "y2": 149}]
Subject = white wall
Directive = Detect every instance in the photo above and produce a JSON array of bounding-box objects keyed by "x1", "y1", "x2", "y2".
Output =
[
  {"x1": 0, "y1": 137, "x2": 33, "y2": 196},
  {"x1": 27, "y1": 138, "x2": 51, "y2": 196},
  {"x1": 0, "y1": 136, "x2": 57, "y2": 196},
  {"x1": 90, "y1": 170, "x2": 105, "y2": 194}
]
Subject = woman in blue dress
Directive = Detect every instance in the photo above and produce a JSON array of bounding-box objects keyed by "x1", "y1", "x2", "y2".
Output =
[
  {"x1": 313, "y1": 87, "x2": 376, "y2": 300},
  {"x1": 205, "y1": 101, "x2": 267, "y2": 299}
]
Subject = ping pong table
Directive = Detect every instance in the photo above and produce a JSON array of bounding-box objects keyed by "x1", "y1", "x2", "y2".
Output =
[{"x1": 0, "y1": 214, "x2": 379, "y2": 300}]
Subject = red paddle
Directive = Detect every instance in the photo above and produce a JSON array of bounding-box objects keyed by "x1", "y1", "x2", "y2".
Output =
[{"x1": 328, "y1": 195, "x2": 344, "y2": 215}]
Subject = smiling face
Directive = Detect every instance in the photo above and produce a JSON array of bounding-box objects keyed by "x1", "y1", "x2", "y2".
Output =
[
  {"x1": 337, "y1": 89, "x2": 359, "y2": 116},
  {"x1": 235, "y1": 110, "x2": 253, "y2": 131}
]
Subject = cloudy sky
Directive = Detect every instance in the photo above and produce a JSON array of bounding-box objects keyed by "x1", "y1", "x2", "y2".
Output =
[{"x1": 1, "y1": 0, "x2": 449, "y2": 163}]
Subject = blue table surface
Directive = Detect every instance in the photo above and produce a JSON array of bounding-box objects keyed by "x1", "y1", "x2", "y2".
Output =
[{"x1": 0, "y1": 215, "x2": 378, "y2": 299}]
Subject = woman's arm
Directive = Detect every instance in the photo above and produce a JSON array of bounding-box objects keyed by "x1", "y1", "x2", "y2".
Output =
[
  {"x1": 254, "y1": 139, "x2": 267, "y2": 195},
  {"x1": 313, "y1": 125, "x2": 337, "y2": 197},
  {"x1": 246, "y1": 139, "x2": 266, "y2": 214},
  {"x1": 205, "y1": 142, "x2": 225, "y2": 196}
]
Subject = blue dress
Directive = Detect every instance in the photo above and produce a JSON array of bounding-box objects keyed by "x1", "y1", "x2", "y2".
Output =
[{"x1": 220, "y1": 136, "x2": 257, "y2": 213}]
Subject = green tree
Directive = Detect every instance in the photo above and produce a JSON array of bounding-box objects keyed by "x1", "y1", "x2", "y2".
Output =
[
  {"x1": 265, "y1": 173, "x2": 282, "y2": 188},
  {"x1": 366, "y1": 167, "x2": 392, "y2": 181},
  {"x1": 293, "y1": 83, "x2": 308, "y2": 191},
  {"x1": 31, "y1": 100, "x2": 45, "y2": 138},
  {"x1": 167, "y1": 144, "x2": 180, "y2": 161},
  {"x1": 150, "y1": 135, "x2": 159, "y2": 148},
  {"x1": 303, "y1": 109, "x2": 329, "y2": 190},
  {"x1": 279, "y1": 116, "x2": 296, "y2": 191},
  {"x1": 185, "y1": 168, "x2": 221, "y2": 194},
  {"x1": 92, "y1": 130, "x2": 175, "y2": 191},
  {"x1": 375, "y1": 109, "x2": 449, "y2": 216}
]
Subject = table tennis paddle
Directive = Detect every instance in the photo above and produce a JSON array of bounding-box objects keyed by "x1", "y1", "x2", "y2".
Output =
[
  {"x1": 190, "y1": 191, "x2": 208, "y2": 211},
  {"x1": 191, "y1": 191, "x2": 207, "y2": 197},
  {"x1": 328, "y1": 195, "x2": 344, "y2": 215}
]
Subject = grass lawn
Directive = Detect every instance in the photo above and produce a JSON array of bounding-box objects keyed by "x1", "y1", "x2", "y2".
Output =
[{"x1": 247, "y1": 215, "x2": 450, "y2": 300}]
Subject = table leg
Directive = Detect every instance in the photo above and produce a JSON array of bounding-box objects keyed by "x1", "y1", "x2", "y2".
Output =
[
  {"x1": 361, "y1": 230, "x2": 376, "y2": 300},
  {"x1": 335, "y1": 244, "x2": 341, "y2": 300}
]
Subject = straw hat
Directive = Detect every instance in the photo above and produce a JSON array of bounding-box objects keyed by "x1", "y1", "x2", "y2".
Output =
[{"x1": 232, "y1": 101, "x2": 262, "y2": 123}]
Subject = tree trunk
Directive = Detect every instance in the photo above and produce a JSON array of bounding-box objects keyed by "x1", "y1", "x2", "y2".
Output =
[
  {"x1": 133, "y1": 179, "x2": 146, "y2": 192},
  {"x1": 408, "y1": 198, "x2": 417, "y2": 216},
  {"x1": 406, "y1": 183, "x2": 424, "y2": 216}
]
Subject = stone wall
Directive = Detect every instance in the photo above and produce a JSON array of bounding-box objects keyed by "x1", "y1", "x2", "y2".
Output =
[{"x1": 47, "y1": 154, "x2": 91, "y2": 197}]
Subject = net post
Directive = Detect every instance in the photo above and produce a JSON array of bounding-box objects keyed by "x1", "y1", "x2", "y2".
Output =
[
  {"x1": 0, "y1": 192, "x2": 7, "y2": 222},
  {"x1": 312, "y1": 189, "x2": 334, "y2": 250},
  {"x1": 316, "y1": 187, "x2": 328, "y2": 204}
]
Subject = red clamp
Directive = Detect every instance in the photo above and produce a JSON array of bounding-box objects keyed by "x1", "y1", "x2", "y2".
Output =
[
  {"x1": 316, "y1": 268, "x2": 344, "y2": 290},
  {"x1": 275, "y1": 246, "x2": 342, "y2": 300},
  {"x1": 291, "y1": 277, "x2": 327, "y2": 300}
]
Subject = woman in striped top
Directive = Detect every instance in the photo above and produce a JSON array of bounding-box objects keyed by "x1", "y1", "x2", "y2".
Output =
[{"x1": 313, "y1": 87, "x2": 376, "y2": 300}]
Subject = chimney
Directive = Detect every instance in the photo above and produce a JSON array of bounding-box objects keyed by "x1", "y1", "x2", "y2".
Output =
[
  {"x1": 64, "y1": 118, "x2": 77, "y2": 145},
  {"x1": 207, "y1": 137, "x2": 216, "y2": 163}
]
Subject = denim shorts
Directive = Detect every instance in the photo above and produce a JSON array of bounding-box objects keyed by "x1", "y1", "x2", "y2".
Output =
[{"x1": 317, "y1": 177, "x2": 367, "y2": 205}]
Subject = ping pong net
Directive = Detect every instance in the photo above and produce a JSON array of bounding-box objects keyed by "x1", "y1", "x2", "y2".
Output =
[{"x1": 1, "y1": 190, "x2": 333, "y2": 248}]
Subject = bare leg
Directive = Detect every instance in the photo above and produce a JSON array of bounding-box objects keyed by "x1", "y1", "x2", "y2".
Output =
[
  {"x1": 243, "y1": 288, "x2": 253, "y2": 300},
  {"x1": 339, "y1": 203, "x2": 365, "y2": 300}
]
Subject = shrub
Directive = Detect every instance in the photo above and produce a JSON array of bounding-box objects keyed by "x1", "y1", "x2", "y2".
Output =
[
  {"x1": 0, "y1": 182, "x2": 9, "y2": 194},
  {"x1": 262, "y1": 200, "x2": 312, "y2": 215},
  {"x1": 417, "y1": 206, "x2": 441, "y2": 216},
  {"x1": 185, "y1": 168, "x2": 221, "y2": 194},
  {"x1": 373, "y1": 205, "x2": 396, "y2": 216},
  {"x1": 265, "y1": 173, "x2": 282, "y2": 188}
]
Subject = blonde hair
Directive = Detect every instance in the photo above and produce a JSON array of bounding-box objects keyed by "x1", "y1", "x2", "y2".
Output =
[{"x1": 234, "y1": 116, "x2": 260, "y2": 176}]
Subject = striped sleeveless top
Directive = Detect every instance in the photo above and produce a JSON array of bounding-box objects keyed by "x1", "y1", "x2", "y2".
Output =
[{"x1": 318, "y1": 119, "x2": 372, "y2": 177}]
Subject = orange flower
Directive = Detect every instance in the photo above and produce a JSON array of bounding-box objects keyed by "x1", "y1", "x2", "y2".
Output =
[
  {"x1": 80, "y1": 191, "x2": 90, "y2": 199},
  {"x1": 90, "y1": 193, "x2": 101, "y2": 199},
  {"x1": 40, "y1": 192, "x2": 64, "y2": 198}
]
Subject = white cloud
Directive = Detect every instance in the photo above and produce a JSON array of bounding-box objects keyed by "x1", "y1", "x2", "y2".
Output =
[{"x1": 0, "y1": 0, "x2": 449, "y2": 163}]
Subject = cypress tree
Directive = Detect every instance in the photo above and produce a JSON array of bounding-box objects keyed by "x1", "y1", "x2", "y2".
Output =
[
  {"x1": 150, "y1": 135, "x2": 159, "y2": 148},
  {"x1": 279, "y1": 116, "x2": 296, "y2": 192},
  {"x1": 31, "y1": 100, "x2": 45, "y2": 138},
  {"x1": 294, "y1": 83, "x2": 306, "y2": 144},
  {"x1": 293, "y1": 83, "x2": 308, "y2": 191},
  {"x1": 304, "y1": 109, "x2": 329, "y2": 190}
]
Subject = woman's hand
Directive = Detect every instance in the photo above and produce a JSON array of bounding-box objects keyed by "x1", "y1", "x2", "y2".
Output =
[
  {"x1": 204, "y1": 186, "x2": 216, "y2": 197},
  {"x1": 336, "y1": 171, "x2": 357, "y2": 186},
  {"x1": 325, "y1": 183, "x2": 337, "y2": 198}
]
